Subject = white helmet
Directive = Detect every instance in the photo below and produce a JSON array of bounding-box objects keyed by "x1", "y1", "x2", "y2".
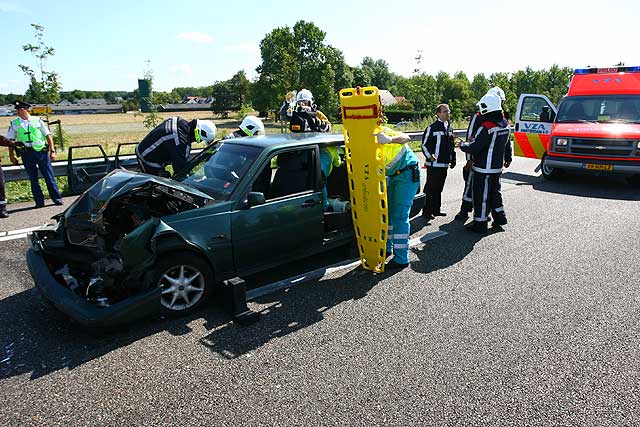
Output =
[
  {"x1": 195, "y1": 119, "x2": 217, "y2": 143},
  {"x1": 239, "y1": 116, "x2": 265, "y2": 136},
  {"x1": 476, "y1": 93, "x2": 502, "y2": 115},
  {"x1": 296, "y1": 89, "x2": 314, "y2": 104},
  {"x1": 487, "y1": 86, "x2": 506, "y2": 102}
]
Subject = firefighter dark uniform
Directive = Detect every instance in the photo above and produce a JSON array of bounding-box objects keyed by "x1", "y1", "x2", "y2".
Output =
[
  {"x1": 460, "y1": 113, "x2": 512, "y2": 233},
  {"x1": 289, "y1": 109, "x2": 332, "y2": 133},
  {"x1": 456, "y1": 112, "x2": 482, "y2": 219},
  {"x1": 135, "y1": 117, "x2": 198, "y2": 177},
  {"x1": 421, "y1": 118, "x2": 455, "y2": 218},
  {"x1": 288, "y1": 102, "x2": 335, "y2": 207}
]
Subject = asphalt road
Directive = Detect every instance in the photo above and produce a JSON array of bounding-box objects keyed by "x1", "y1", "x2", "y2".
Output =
[{"x1": 1, "y1": 154, "x2": 640, "y2": 426}]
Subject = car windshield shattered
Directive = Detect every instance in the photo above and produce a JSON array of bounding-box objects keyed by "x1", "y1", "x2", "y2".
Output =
[
  {"x1": 556, "y1": 95, "x2": 640, "y2": 124},
  {"x1": 176, "y1": 141, "x2": 262, "y2": 199}
]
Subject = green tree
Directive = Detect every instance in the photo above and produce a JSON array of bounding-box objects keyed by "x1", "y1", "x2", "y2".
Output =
[
  {"x1": 19, "y1": 23, "x2": 61, "y2": 109},
  {"x1": 211, "y1": 80, "x2": 235, "y2": 116},
  {"x1": 325, "y1": 47, "x2": 353, "y2": 91},
  {"x1": 228, "y1": 70, "x2": 252, "y2": 108},
  {"x1": 352, "y1": 66, "x2": 374, "y2": 87},
  {"x1": 470, "y1": 73, "x2": 490, "y2": 101},
  {"x1": 253, "y1": 20, "x2": 349, "y2": 118},
  {"x1": 361, "y1": 57, "x2": 396, "y2": 90},
  {"x1": 394, "y1": 73, "x2": 438, "y2": 114}
]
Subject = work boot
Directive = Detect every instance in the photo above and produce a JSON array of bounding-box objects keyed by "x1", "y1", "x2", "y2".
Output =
[
  {"x1": 454, "y1": 210, "x2": 469, "y2": 221},
  {"x1": 465, "y1": 221, "x2": 488, "y2": 234},
  {"x1": 421, "y1": 210, "x2": 434, "y2": 220},
  {"x1": 492, "y1": 212, "x2": 508, "y2": 227},
  {"x1": 385, "y1": 259, "x2": 409, "y2": 270}
]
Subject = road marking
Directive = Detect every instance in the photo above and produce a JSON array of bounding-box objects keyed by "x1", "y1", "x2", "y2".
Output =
[
  {"x1": 247, "y1": 230, "x2": 447, "y2": 300},
  {"x1": 0, "y1": 233, "x2": 28, "y2": 242},
  {"x1": 8, "y1": 226, "x2": 41, "y2": 235}
]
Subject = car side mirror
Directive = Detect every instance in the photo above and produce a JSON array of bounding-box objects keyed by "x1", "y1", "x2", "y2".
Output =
[{"x1": 246, "y1": 192, "x2": 266, "y2": 207}]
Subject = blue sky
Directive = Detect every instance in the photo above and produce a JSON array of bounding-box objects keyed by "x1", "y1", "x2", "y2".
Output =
[{"x1": 1, "y1": 0, "x2": 639, "y2": 94}]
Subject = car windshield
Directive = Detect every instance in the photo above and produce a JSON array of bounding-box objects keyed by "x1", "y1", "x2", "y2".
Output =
[
  {"x1": 556, "y1": 95, "x2": 640, "y2": 123},
  {"x1": 175, "y1": 142, "x2": 262, "y2": 199}
]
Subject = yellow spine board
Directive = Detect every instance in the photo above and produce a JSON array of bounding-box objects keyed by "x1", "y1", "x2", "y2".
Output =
[{"x1": 339, "y1": 87, "x2": 388, "y2": 273}]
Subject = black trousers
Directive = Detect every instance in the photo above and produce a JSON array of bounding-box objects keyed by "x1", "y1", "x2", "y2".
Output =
[
  {"x1": 423, "y1": 166, "x2": 448, "y2": 215},
  {"x1": 460, "y1": 167, "x2": 474, "y2": 212},
  {"x1": 472, "y1": 172, "x2": 504, "y2": 222},
  {"x1": 0, "y1": 165, "x2": 6, "y2": 202}
]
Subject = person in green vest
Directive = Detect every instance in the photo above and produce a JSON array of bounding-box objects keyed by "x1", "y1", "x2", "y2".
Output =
[{"x1": 6, "y1": 101, "x2": 63, "y2": 208}]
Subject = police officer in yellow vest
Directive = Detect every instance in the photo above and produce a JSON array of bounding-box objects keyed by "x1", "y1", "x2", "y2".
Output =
[{"x1": 6, "y1": 101, "x2": 63, "y2": 208}]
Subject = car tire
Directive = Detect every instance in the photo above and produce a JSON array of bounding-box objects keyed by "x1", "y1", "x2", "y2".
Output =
[
  {"x1": 153, "y1": 252, "x2": 214, "y2": 316},
  {"x1": 541, "y1": 153, "x2": 563, "y2": 180},
  {"x1": 626, "y1": 174, "x2": 640, "y2": 187}
]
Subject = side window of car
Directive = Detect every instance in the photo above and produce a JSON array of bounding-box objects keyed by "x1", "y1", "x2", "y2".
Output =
[{"x1": 253, "y1": 148, "x2": 315, "y2": 200}]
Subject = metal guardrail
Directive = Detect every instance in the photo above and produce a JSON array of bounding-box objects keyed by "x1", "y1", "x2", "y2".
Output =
[{"x1": 1, "y1": 128, "x2": 470, "y2": 183}]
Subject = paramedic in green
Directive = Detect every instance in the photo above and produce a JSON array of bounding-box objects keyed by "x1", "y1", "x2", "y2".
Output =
[
  {"x1": 374, "y1": 126, "x2": 421, "y2": 269},
  {"x1": 7, "y1": 101, "x2": 63, "y2": 207}
]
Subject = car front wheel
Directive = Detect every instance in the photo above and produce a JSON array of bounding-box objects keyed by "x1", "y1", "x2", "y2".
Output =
[
  {"x1": 154, "y1": 253, "x2": 214, "y2": 315},
  {"x1": 541, "y1": 153, "x2": 563, "y2": 180}
]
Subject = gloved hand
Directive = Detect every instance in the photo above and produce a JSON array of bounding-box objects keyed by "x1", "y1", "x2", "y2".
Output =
[
  {"x1": 374, "y1": 132, "x2": 392, "y2": 144},
  {"x1": 450, "y1": 161, "x2": 456, "y2": 169}
]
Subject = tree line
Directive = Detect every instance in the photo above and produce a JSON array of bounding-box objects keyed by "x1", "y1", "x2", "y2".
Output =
[{"x1": 6, "y1": 21, "x2": 576, "y2": 121}]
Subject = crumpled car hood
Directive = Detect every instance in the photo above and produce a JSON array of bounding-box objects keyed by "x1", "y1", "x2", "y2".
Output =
[{"x1": 65, "y1": 169, "x2": 214, "y2": 219}]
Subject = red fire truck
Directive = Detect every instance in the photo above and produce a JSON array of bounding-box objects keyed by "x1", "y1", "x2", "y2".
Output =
[{"x1": 513, "y1": 66, "x2": 640, "y2": 182}]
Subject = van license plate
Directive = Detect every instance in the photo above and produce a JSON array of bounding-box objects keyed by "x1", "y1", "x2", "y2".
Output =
[{"x1": 585, "y1": 163, "x2": 613, "y2": 171}]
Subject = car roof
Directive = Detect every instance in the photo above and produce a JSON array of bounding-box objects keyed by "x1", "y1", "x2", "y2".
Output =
[{"x1": 223, "y1": 132, "x2": 345, "y2": 150}]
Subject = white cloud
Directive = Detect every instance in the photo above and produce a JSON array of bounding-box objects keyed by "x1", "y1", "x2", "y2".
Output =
[
  {"x1": 176, "y1": 32, "x2": 214, "y2": 44},
  {"x1": 169, "y1": 64, "x2": 193, "y2": 75}
]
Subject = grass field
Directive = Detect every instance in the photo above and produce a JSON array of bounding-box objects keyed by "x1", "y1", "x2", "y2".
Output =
[{"x1": 1, "y1": 111, "x2": 463, "y2": 203}]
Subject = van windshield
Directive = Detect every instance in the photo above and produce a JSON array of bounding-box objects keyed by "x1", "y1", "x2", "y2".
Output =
[{"x1": 556, "y1": 95, "x2": 640, "y2": 123}]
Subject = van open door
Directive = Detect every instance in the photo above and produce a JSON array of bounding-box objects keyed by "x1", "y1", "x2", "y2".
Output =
[{"x1": 513, "y1": 94, "x2": 557, "y2": 159}]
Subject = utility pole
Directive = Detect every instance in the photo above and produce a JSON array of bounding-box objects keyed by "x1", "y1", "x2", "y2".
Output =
[{"x1": 413, "y1": 50, "x2": 423, "y2": 75}]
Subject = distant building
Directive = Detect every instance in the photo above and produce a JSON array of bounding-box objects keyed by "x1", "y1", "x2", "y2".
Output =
[
  {"x1": 157, "y1": 103, "x2": 212, "y2": 112},
  {"x1": 379, "y1": 90, "x2": 398, "y2": 107},
  {"x1": 75, "y1": 98, "x2": 107, "y2": 105},
  {"x1": 41, "y1": 103, "x2": 123, "y2": 114},
  {"x1": 181, "y1": 96, "x2": 213, "y2": 104},
  {"x1": 0, "y1": 105, "x2": 14, "y2": 116}
]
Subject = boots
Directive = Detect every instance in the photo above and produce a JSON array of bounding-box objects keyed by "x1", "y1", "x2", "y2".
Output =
[
  {"x1": 465, "y1": 220, "x2": 488, "y2": 234},
  {"x1": 454, "y1": 210, "x2": 469, "y2": 221},
  {"x1": 0, "y1": 205, "x2": 8, "y2": 218},
  {"x1": 492, "y1": 212, "x2": 508, "y2": 227}
]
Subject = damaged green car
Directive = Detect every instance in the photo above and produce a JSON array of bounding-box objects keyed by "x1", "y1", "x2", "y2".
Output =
[{"x1": 27, "y1": 132, "x2": 425, "y2": 330}]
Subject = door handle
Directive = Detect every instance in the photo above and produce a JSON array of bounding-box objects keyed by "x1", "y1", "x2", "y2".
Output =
[{"x1": 301, "y1": 199, "x2": 320, "y2": 208}]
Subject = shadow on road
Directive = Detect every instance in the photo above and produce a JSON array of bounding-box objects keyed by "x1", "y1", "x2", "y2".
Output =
[
  {"x1": 502, "y1": 171, "x2": 640, "y2": 200},
  {"x1": 200, "y1": 265, "x2": 405, "y2": 359},
  {"x1": 411, "y1": 218, "x2": 488, "y2": 274},
  {"x1": 0, "y1": 287, "x2": 232, "y2": 381}
]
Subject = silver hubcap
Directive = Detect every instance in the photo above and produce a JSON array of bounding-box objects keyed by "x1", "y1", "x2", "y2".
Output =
[{"x1": 159, "y1": 265, "x2": 205, "y2": 311}]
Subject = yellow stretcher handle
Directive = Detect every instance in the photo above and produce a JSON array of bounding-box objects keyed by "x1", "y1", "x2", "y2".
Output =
[{"x1": 339, "y1": 86, "x2": 388, "y2": 273}]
